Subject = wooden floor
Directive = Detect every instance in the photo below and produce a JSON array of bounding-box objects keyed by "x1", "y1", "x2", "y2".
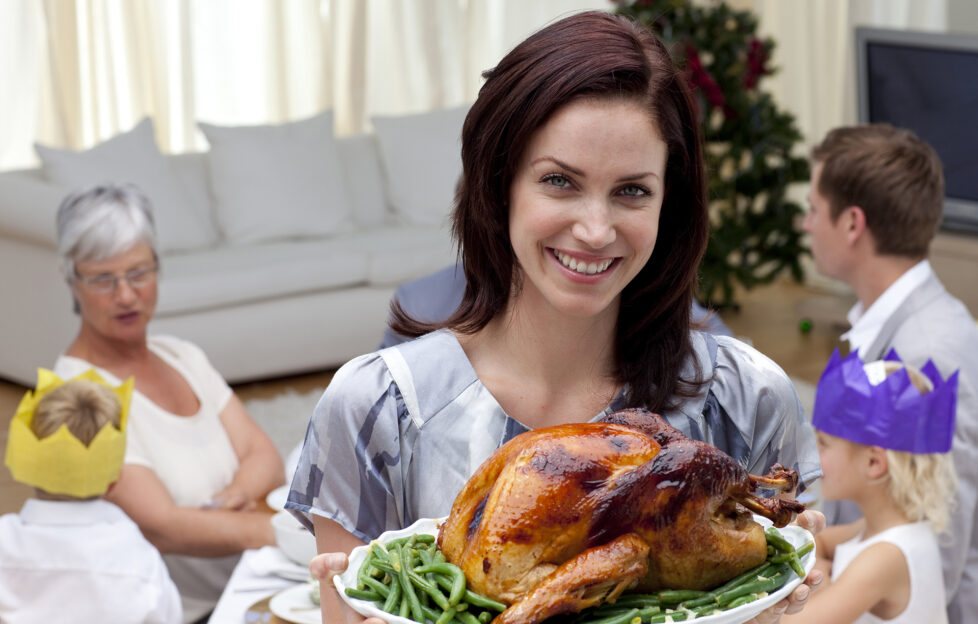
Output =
[{"x1": 0, "y1": 277, "x2": 852, "y2": 515}]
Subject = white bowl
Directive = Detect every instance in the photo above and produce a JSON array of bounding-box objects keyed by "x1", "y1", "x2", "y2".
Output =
[
  {"x1": 272, "y1": 510, "x2": 317, "y2": 567},
  {"x1": 265, "y1": 484, "x2": 289, "y2": 512}
]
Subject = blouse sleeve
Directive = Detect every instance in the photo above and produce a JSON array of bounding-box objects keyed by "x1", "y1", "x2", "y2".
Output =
[
  {"x1": 710, "y1": 336, "x2": 822, "y2": 491},
  {"x1": 285, "y1": 352, "x2": 409, "y2": 543}
]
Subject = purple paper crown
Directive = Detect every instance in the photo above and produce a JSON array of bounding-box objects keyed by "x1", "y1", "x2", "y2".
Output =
[{"x1": 812, "y1": 349, "x2": 957, "y2": 453}]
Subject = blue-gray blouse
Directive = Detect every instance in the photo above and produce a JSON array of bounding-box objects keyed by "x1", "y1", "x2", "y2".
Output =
[{"x1": 286, "y1": 329, "x2": 821, "y2": 542}]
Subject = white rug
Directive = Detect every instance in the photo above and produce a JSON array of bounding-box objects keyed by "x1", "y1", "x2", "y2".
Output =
[{"x1": 244, "y1": 388, "x2": 324, "y2": 472}]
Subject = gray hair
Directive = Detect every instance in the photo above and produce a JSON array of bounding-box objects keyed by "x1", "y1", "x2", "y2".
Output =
[{"x1": 56, "y1": 184, "x2": 158, "y2": 278}]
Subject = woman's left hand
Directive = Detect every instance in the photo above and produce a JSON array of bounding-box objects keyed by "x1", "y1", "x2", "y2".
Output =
[
  {"x1": 745, "y1": 509, "x2": 826, "y2": 623},
  {"x1": 208, "y1": 487, "x2": 257, "y2": 511}
]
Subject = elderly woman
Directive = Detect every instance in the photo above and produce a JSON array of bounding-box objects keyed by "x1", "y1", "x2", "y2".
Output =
[{"x1": 51, "y1": 184, "x2": 285, "y2": 624}]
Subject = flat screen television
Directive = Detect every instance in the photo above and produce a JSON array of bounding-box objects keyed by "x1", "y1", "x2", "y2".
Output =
[{"x1": 856, "y1": 26, "x2": 978, "y2": 233}]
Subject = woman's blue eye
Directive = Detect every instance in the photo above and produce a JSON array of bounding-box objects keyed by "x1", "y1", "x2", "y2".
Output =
[
  {"x1": 542, "y1": 174, "x2": 570, "y2": 188},
  {"x1": 620, "y1": 185, "x2": 649, "y2": 197}
]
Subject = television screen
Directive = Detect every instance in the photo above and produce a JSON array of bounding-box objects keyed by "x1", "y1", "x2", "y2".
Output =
[{"x1": 857, "y1": 27, "x2": 978, "y2": 232}]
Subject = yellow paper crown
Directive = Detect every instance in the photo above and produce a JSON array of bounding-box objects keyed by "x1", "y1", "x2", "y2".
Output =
[{"x1": 4, "y1": 368, "x2": 133, "y2": 498}]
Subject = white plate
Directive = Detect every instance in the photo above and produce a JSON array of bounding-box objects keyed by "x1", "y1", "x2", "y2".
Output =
[
  {"x1": 269, "y1": 582, "x2": 321, "y2": 624},
  {"x1": 335, "y1": 517, "x2": 443, "y2": 624},
  {"x1": 335, "y1": 516, "x2": 815, "y2": 624},
  {"x1": 266, "y1": 484, "x2": 290, "y2": 512}
]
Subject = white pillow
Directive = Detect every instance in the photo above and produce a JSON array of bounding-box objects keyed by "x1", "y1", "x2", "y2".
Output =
[
  {"x1": 0, "y1": 170, "x2": 69, "y2": 248},
  {"x1": 199, "y1": 110, "x2": 353, "y2": 245},
  {"x1": 371, "y1": 105, "x2": 469, "y2": 226},
  {"x1": 34, "y1": 118, "x2": 217, "y2": 253}
]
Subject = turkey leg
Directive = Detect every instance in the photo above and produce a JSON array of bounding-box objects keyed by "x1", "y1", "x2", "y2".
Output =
[{"x1": 495, "y1": 533, "x2": 650, "y2": 624}]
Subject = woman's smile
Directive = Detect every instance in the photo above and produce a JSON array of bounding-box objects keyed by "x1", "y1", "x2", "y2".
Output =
[{"x1": 550, "y1": 248, "x2": 619, "y2": 279}]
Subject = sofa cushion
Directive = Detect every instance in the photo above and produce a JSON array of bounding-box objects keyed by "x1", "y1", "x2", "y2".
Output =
[
  {"x1": 155, "y1": 225, "x2": 456, "y2": 316},
  {"x1": 299, "y1": 225, "x2": 456, "y2": 286},
  {"x1": 336, "y1": 134, "x2": 389, "y2": 228},
  {"x1": 199, "y1": 110, "x2": 354, "y2": 245},
  {"x1": 156, "y1": 239, "x2": 369, "y2": 316},
  {"x1": 34, "y1": 118, "x2": 218, "y2": 253},
  {"x1": 0, "y1": 169, "x2": 69, "y2": 247},
  {"x1": 168, "y1": 152, "x2": 216, "y2": 233},
  {"x1": 371, "y1": 105, "x2": 468, "y2": 226}
]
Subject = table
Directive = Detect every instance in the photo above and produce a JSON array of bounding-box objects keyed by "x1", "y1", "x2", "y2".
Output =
[{"x1": 209, "y1": 548, "x2": 317, "y2": 624}]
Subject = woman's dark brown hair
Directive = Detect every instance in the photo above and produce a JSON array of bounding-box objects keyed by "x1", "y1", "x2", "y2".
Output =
[{"x1": 392, "y1": 10, "x2": 709, "y2": 412}]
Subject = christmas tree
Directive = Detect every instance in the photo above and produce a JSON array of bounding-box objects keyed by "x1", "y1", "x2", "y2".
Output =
[{"x1": 616, "y1": 0, "x2": 809, "y2": 309}]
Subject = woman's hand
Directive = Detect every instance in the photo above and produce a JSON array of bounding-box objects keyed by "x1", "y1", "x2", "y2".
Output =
[
  {"x1": 745, "y1": 509, "x2": 826, "y2": 624},
  {"x1": 207, "y1": 486, "x2": 257, "y2": 511},
  {"x1": 309, "y1": 552, "x2": 386, "y2": 624}
]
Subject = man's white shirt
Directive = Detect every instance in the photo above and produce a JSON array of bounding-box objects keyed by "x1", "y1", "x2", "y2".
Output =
[{"x1": 842, "y1": 259, "x2": 934, "y2": 357}]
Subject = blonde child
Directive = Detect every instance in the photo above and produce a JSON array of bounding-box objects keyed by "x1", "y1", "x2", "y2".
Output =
[
  {"x1": 784, "y1": 351, "x2": 957, "y2": 624},
  {"x1": 0, "y1": 372, "x2": 181, "y2": 624}
]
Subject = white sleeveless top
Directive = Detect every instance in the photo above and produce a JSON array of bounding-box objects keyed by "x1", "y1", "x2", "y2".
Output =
[{"x1": 832, "y1": 522, "x2": 947, "y2": 624}]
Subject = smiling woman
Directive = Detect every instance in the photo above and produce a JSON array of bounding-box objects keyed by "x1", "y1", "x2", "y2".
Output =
[{"x1": 284, "y1": 10, "x2": 823, "y2": 624}]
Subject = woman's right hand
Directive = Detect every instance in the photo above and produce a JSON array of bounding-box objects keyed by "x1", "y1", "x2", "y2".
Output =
[{"x1": 309, "y1": 552, "x2": 386, "y2": 624}]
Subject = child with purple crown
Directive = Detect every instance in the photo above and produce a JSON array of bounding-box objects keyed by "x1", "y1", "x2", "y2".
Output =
[{"x1": 784, "y1": 350, "x2": 957, "y2": 624}]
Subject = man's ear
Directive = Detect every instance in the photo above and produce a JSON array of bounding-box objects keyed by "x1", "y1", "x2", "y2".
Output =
[
  {"x1": 843, "y1": 206, "x2": 868, "y2": 246},
  {"x1": 866, "y1": 445, "x2": 889, "y2": 482}
]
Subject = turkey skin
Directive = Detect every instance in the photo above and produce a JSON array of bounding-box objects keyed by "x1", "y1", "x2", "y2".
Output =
[{"x1": 437, "y1": 408, "x2": 805, "y2": 623}]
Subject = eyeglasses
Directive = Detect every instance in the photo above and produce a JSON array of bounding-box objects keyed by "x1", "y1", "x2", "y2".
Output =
[{"x1": 73, "y1": 265, "x2": 159, "y2": 294}]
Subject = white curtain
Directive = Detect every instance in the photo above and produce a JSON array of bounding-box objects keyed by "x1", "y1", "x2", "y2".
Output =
[
  {"x1": 0, "y1": 0, "x2": 606, "y2": 169},
  {"x1": 732, "y1": 0, "x2": 947, "y2": 150}
]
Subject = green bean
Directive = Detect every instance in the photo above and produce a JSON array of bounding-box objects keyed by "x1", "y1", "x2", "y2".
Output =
[
  {"x1": 398, "y1": 590, "x2": 410, "y2": 617},
  {"x1": 435, "y1": 607, "x2": 457, "y2": 624},
  {"x1": 786, "y1": 551, "x2": 806, "y2": 578},
  {"x1": 772, "y1": 539, "x2": 814, "y2": 580},
  {"x1": 590, "y1": 608, "x2": 641, "y2": 624},
  {"x1": 359, "y1": 574, "x2": 391, "y2": 597},
  {"x1": 456, "y1": 611, "x2": 483, "y2": 624},
  {"x1": 726, "y1": 593, "x2": 761, "y2": 608},
  {"x1": 710, "y1": 561, "x2": 777, "y2": 595},
  {"x1": 647, "y1": 611, "x2": 690, "y2": 622},
  {"x1": 381, "y1": 571, "x2": 401, "y2": 613},
  {"x1": 716, "y1": 563, "x2": 791, "y2": 607},
  {"x1": 765, "y1": 527, "x2": 796, "y2": 554},
  {"x1": 371, "y1": 541, "x2": 391, "y2": 563},
  {"x1": 344, "y1": 587, "x2": 382, "y2": 601},
  {"x1": 656, "y1": 589, "x2": 707, "y2": 605},
  {"x1": 392, "y1": 544, "x2": 425, "y2": 621},
  {"x1": 405, "y1": 568, "x2": 451, "y2": 610},
  {"x1": 604, "y1": 593, "x2": 661, "y2": 608},
  {"x1": 416, "y1": 562, "x2": 467, "y2": 606},
  {"x1": 357, "y1": 549, "x2": 376, "y2": 588},
  {"x1": 431, "y1": 574, "x2": 507, "y2": 612}
]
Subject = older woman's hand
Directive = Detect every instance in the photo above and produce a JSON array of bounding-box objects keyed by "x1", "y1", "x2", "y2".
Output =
[
  {"x1": 745, "y1": 509, "x2": 826, "y2": 624},
  {"x1": 309, "y1": 552, "x2": 386, "y2": 624},
  {"x1": 207, "y1": 487, "x2": 257, "y2": 511}
]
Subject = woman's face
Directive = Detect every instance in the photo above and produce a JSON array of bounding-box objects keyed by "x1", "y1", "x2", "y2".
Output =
[
  {"x1": 70, "y1": 241, "x2": 158, "y2": 344},
  {"x1": 507, "y1": 97, "x2": 668, "y2": 321}
]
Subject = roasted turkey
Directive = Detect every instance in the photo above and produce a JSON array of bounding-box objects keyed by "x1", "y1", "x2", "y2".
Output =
[{"x1": 437, "y1": 408, "x2": 805, "y2": 623}]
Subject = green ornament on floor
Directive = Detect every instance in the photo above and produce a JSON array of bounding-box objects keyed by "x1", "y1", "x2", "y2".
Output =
[{"x1": 799, "y1": 318, "x2": 813, "y2": 333}]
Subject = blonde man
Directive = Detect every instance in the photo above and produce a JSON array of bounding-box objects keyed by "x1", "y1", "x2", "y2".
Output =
[{"x1": 0, "y1": 373, "x2": 181, "y2": 624}]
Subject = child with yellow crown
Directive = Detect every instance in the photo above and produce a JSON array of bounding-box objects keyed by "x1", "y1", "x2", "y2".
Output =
[
  {"x1": 783, "y1": 349, "x2": 958, "y2": 624},
  {"x1": 0, "y1": 369, "x2": 181, "y2": 623}
]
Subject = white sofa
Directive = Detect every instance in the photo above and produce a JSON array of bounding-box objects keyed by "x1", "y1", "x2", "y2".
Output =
[{"x1": 0, "y1": 108, "x2": 468, "y2": 386}]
